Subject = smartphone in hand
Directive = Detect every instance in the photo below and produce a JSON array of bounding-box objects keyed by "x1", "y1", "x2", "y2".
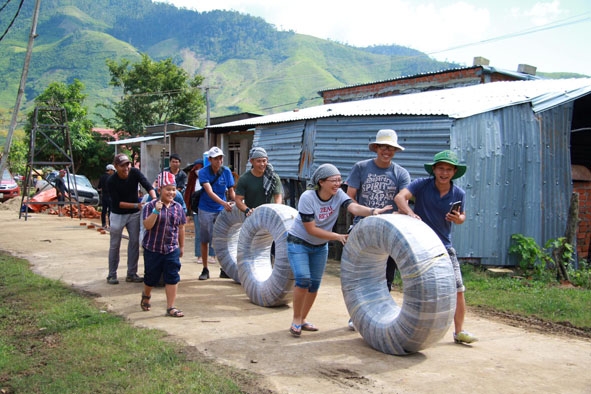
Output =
[{"x1": 449, "y1": 201, "x2": 462, "y2": 214}]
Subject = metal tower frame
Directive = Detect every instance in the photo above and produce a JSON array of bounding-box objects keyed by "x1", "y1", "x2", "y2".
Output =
[{"x1": 20, "y1": 106, "x2": 81, "y2": 220}]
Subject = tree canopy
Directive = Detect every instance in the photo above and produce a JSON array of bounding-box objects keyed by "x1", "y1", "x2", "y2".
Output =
[{"x1": 101, "y1": 54, "x2": 207, "y2": 140}]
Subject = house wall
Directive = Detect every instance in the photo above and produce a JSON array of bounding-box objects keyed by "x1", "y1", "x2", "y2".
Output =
[
  {"x1": 321, "y1": 67, "x2": 524, "y2": 104},
  {"x1": 573, "y1": 180, "x2": 591, "y2": 260}
]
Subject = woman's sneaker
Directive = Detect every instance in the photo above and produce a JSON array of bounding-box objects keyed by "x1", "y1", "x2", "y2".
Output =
[
  {"x1": 348, "y1": 319, "x2": 355, "y2": 331},
  {"x1": 453, "y1": 330, "x2": 478, "y2": 344}
]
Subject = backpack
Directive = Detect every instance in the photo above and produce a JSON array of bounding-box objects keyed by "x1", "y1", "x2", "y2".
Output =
[{"x1": 190, "y1": 189, "x2": 202, "y2": 214}]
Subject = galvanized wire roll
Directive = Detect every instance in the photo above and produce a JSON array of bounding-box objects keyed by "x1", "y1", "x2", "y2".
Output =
[
  {"x1": 212, "y1": 204, "x2": 245, "y2": 283},
  {"x1": 341, "y1": 214, "x2": 456, "y2": 356},
  {"x1": 237, "y1": 204, "x2": 298, "y2": 307}
]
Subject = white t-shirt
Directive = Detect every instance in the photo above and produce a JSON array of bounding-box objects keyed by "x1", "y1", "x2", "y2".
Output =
[{"x1": 289, "y1": 188, "x2": 352, "y2": 245}]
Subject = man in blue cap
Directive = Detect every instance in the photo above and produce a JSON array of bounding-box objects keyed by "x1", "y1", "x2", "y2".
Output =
[{"x1": 395, "y1": 150, "x2": 478, "y2": 344}]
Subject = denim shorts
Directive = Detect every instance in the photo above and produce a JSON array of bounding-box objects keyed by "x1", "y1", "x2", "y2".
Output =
[
  {"x1": 198, "y1": 210, "x2": 220, "y2": 244},
  {"x1": 287, "y1": 234, "x2": 328, "y2": 293},
  {"x1": 143, "y1": 248, "x2": 181, "y2": 287}
]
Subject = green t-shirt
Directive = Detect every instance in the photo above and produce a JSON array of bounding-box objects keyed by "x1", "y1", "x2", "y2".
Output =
[{"x1": 235, "y1": 169, "x2": 283, "y2": 208}]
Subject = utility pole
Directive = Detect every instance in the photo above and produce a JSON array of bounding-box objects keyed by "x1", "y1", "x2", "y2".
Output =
[
  {"x1": 202, "y1": 85, "x2": 218, "y2": 147},
  {"x1": 0, "y1": 0, "x2": 42, "y2": 176}
]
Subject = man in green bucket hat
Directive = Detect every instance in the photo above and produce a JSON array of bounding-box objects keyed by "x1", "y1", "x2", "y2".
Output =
[{"x1": 395, "y1": 150, "x2": 478, "y2": 344}]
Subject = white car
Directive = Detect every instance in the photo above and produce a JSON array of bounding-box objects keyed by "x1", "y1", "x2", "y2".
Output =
[{"x1": 36, "y1": 171, "x2": 100, "y2": 206}]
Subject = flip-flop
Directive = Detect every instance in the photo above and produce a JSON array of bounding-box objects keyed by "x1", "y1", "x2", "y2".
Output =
[
  {"x1": 141, "y1": 293, "x2": 151, "y2": 311},
  {"x1": 289, "y1": 323, "x2": 301, "y2": 337},
  {"x1": 301, "y1": 322, "x2": 319, "y2": 331}
]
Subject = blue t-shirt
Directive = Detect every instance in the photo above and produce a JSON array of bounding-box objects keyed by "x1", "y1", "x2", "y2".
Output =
[
  {"x1": 407, "y1": 177, "x2": 465, "y2": 248},
  {"x1": 289, "y1": 188, "x2": 352, "y2": 245},
  {"x1": 197, "y1": 166, "x2": 235, "y2": 213}
]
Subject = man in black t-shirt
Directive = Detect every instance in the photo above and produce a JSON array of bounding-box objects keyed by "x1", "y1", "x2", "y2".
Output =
[{"x1": 106, "y1": 154, "x2": 156, "y2": 285}]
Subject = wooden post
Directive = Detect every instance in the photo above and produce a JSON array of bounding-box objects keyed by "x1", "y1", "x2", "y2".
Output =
[{"x1": 555, "y1": 192, "x2": 579, "y2": 282}]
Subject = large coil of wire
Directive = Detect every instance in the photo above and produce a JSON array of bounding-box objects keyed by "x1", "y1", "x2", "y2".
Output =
[
  {"x1": 212, "y1": 204, "x2": 245, "y2": 283},
  {"x1": 237, "y1": 204, "x2": 298, "y2": 307},
  {"x1": 341, "y1": 214, "x2": 456, "y2": 355}
]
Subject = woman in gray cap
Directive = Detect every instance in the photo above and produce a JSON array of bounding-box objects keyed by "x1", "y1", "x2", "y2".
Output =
[{"x1": 287, "y1": 163, "x2": 392, "y2": 337}]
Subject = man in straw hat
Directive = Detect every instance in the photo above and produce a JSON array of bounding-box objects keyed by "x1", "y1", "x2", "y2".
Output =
[
  {"x1": 346, "y1": 129, "x2": 410, "y2": 291},
  {"x1": 395, "y1": 150, "x2": 478, "y2": 344}
]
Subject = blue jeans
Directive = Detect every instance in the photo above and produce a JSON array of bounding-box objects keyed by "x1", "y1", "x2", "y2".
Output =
[
  {"x1": 192, "y1": 212, "x2": 215, "y2": 258},
  {"x1": 287, "y1": 239, "x2": 328, "y2": 293}
]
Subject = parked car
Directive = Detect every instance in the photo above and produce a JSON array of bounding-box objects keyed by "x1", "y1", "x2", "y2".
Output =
[
  {"x1": 35, "y1": 171, "x2": 100, "y2": 206},
  {"x1": 0, "y1": 168, "x2": 21, "y2": 202}
]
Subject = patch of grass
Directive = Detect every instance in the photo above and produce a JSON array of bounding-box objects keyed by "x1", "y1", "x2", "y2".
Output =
[
  {"x1": 461, "y1": 264, "x2": 591, "y2": 329},
  {"x1": 0, "y1": 252, "x2": 271, "y2": 394}
]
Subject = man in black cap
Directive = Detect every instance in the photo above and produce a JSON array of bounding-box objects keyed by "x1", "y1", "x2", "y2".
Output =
[{"x1": 106, "y1": 153, "x2": 156, "y2": 285}]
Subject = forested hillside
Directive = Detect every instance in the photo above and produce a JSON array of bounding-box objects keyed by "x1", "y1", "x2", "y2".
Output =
[{"x1": 2, "y1": 0, "x2": 552, "y2": 127}]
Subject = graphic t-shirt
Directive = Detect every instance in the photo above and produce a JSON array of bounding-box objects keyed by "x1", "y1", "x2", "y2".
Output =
[
  {"x1": 289, "y1": 188, "x2": 352, "y2": 245},
  {"x1": 346, "y1": 158, "x2": 410, "y2": 222}
]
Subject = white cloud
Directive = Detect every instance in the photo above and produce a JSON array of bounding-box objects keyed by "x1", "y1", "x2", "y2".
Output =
[
  {"x1": 526, "y1": 1, "x2": 564, "y2": 25},
  {"x1": 155, "y1": 0, "x2": 591, "y2": 74}
]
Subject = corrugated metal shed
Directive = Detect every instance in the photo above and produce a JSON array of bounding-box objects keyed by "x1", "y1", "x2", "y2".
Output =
[
  {"x1": 211, "y1": 79, "x2": 591, "y2": 267},
  {"x1": 209, "y1": 78, "x2": 591, "y2": 128}
]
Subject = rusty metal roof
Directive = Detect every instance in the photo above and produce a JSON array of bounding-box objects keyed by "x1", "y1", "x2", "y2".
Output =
[{"x1": 210, "y1": 78, "x2": 591, "y2": 129}]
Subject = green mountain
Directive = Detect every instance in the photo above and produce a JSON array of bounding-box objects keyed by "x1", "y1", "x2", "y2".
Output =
[{"x1": 1, "y1": 0, "x2": 583, "y2": 126}]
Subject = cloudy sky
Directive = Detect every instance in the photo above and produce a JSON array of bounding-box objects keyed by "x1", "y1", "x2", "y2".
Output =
[{"x1": 156, "y1": 0, "x2": 590, "y2": 75}]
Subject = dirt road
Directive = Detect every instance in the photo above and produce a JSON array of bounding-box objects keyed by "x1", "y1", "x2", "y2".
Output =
[{"x1": 1, "y1": 202, "x2": 590, "y2": 394}]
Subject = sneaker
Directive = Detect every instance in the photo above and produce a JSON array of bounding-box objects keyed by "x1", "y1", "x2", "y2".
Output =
[
  {"x1": 220, "y1": 269, "x2": 230, "y2": 279},
  {"x1": 125, "y1": 274, "x2": 144, "y2": 283},
  {"x1": 199, "y1": 267, "x2": 210, "y2": 280},
  {"x1": 454, "y1": 330, "x2": 478, "y2": 344},
  {"x1": 348, "y1": 319, "x2": 356, "y2": 331},
  {"x1": 107, "y1": 276, "x2": 119, "y2": 285}
]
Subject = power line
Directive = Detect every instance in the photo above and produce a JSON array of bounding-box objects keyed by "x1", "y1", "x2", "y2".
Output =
[
  {"x1": 427, "y1": 12, "x2": 591, "y2": 56},
  {"x1": 0, "y1": 0, "x2": 25, "y2": 43}
]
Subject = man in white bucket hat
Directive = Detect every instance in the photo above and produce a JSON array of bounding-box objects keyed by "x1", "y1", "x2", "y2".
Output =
[{"x1": 345, "y1": 129, "x2": 410, "y2": 329}]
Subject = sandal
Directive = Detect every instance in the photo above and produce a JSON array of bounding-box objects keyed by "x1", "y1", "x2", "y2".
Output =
[
  {"x1": 289, "y1": 323, "x2": 302, "y2": 337},
  {"x1": 166, "y1": 307, "x2": 184, "y2": 318},
  {"x1": 141, "y1": 293, "x2": 151, "y2": 311},
  {"x1": 301, "y1": 322, "x2": 319, "y2": 331}
]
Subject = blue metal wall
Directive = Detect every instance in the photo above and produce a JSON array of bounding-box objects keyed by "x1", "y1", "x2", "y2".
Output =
[{"x1": 452, "y1": 103, "x2": 574, "y2": 266}]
